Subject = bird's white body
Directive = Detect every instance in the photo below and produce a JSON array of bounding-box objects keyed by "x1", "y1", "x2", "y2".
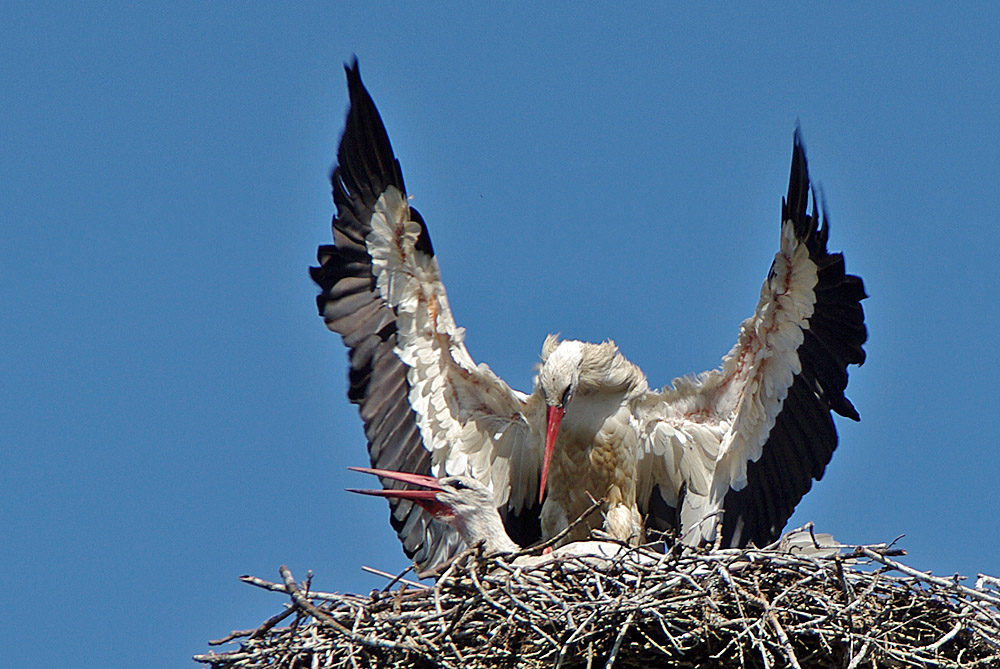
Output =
[
  {"x1": 315, "y1": 62, "x2": 867, "y2": 571},
  {"x1": 535, "y1": 338, "x2": 647, "y2": 544}
]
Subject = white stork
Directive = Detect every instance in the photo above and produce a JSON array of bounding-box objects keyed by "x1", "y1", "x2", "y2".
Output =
[
  {"x1": 347, "y1": 467, "x2": 844, "y2": 570},
  {"x1": 347, "y1": 467, "x2": 656, "y2": 570},
  {"x1": 347, "y1": 467, "x2": 521, "y2": 556},
  {"x1": 312, "y1": 60, "x2": 867, "y2": 572}
]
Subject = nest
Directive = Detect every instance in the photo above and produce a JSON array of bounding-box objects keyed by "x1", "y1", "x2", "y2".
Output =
[{"x1": 196, "y1": 531, "x2": 1000, "y2": 668}]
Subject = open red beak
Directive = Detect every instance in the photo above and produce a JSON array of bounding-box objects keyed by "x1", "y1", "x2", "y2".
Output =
[
  {"x1": 539, "y1": 405, "x2": 564, "y2": 504},
  {"x1": 346, "y1": 466, "x2": 451, "y2": 518},
  {"x1": 348, "y1": 466, "x2": 443, "y2": 490}
]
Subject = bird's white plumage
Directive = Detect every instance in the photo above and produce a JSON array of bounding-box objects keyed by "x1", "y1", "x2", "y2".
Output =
[
  {"x1": 636, "y1": 218, "x2": 823, "y2": 544},
  {"x1": 353, "y1": 162, "x2": 848, "y2": 548},
  {"x1": 365, "y1": 185, "x2": 543, "y2": 514},
  {"x1": 314, "y1": 64, "x2": 866, "y2": 567}
]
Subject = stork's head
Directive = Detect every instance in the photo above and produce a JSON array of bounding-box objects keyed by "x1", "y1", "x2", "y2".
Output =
[
  {"x1": 431, "y1": 476, "x2": 497, "y2": 529},
  {"x1": 347, "y1": 467, "x2": 516, "y2": 552},
  {"x1": 539, "y1": 337, "x2": 584, "y2": 408},
  {"x1": 536, "y1": 336, "x2": 648, "y2": 504},
  {"x1": 537, "y1": 337, "x2": 585, "y2": 504}
]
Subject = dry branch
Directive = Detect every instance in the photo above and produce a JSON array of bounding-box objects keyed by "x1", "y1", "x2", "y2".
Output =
[{"x1": 196, "y1": 536, "x2": 1000, "y2": 668}]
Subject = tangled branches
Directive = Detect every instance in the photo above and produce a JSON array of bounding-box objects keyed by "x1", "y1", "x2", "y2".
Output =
[{"x1": 196, "y1": 534, "x2": 1000, "y2": 668}]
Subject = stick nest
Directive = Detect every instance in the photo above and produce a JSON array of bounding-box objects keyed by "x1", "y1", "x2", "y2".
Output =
[{"x1": 196, "y1": 533, "x2": 1000, "y2": 668}]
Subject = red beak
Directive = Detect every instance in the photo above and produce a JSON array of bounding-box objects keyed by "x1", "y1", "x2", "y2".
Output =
[
  {"x1": 346, "y1": 466, "x2": 452, "y2": 518},
  {"x1": 348, "y1": 466, "x2": 443, "y2": 490},
  {"x1": 539, "y1": 405, "x2": 564, "y2": 504}
]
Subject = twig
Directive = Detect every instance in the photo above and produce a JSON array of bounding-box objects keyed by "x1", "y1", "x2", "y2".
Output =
[
  {"x1": 604, "y1": 611, "x2": 634, "y2": 668},
  {"x1": 208, "y1": 605, "x2": 295, "y2": 645},
  {"x1": 198, "y1": 539, "x2": 1000, "y2": 668},
  {"x1": 360, "y1": 564, "x2": 428, "y2": 590},
  {"x1": 860, "y1": 547, "x2": 1000, "y2": 607},
  {"x1": 277, "y1": 565, "x2": 426, "y2": 657}
]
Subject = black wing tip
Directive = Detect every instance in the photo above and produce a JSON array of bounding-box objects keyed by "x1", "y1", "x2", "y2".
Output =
[
  {"x1": 834, "y1": 395, "x2": 861, "y2": 421},
  {"x1": 344, "y1": 56, "x2": 365, "y2": 104},
  {"x1": 329, "y1": 59, "x2": 431, "y2": 261},
  {"x1": 334, "y1": 55, "x2": 407, "y2": 201},
  {"x1": 786, "y1": 126, "x2": 812, "y2": 227},
  {"x1": 345, "y1": 55, "x2": 360, "y2": 77},
  {"x1": 341, "y1": 57, "x2": 375, "y2": 136}
]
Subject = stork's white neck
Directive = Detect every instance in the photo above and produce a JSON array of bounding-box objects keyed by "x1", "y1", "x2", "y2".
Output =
[{"x1": 454, "y1": 504, "x2": 520, "y2": 554}]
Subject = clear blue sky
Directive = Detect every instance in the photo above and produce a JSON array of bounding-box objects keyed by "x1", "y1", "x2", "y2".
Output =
[{"x1": 3, "y1": 3, "x2": 998, "y2": 666}]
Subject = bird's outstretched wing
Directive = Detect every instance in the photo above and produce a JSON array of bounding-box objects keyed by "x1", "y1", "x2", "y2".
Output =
[
  {"x1": 637, "y1": 131, "x2": 867, "y2": 547},
  {"x1": 311, "y1": 60, "x2": 543, "y2": 570}
]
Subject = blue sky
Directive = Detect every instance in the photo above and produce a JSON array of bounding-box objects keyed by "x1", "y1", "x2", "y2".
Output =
[{"x1": 3, "y1": 3, "x2": 999, "y2": 666}]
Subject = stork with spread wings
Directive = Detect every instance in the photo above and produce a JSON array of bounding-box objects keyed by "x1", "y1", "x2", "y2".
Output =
[{"x1": 312, "y1": 60, "x2": 867, "y2": 572}]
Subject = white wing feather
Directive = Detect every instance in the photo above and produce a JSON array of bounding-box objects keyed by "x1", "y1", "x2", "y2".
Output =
[
  {"x1": 638, "y1": 220, "x2": 820, "y2": 543},
  {"x1": 366, "y1": 187, "x2": 543, "y2": 512}
]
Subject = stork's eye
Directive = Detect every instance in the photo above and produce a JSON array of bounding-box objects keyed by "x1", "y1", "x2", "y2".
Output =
[
  {"x1": 451, "y1": 480, "x2": 468, "y2": 490},
  {"x1": 561, "y1": 386, "x2": 572, "y2": 406}
]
